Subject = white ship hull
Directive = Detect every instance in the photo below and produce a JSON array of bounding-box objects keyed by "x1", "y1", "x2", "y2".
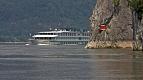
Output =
[
  {"x1": 29, "y1": 39, "x2": 88, "y2": 45},
  {"x1": 29, "y1": 39, "x2": 60, "y2": 45}
]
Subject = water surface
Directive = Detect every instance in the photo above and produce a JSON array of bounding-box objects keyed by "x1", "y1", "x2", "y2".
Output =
[{"x1": 0, "y1": 45, "x2": 143, "y2": 80}]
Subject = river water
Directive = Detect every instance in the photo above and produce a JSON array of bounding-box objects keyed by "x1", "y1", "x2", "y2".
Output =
[{"x1": 0, "y1": 45, "x2": 143, "y2": 80}]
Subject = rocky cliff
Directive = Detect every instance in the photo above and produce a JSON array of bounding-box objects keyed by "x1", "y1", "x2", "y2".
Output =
[{"x1": 85, "y1": 0, "x2": 133, "y2": 49}]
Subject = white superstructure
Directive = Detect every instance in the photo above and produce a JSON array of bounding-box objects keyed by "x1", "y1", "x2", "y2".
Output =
[{"x1": 29, "y1": 28, "x2": 89, "y2": 45}]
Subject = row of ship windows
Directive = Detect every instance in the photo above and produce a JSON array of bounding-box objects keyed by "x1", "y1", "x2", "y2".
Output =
[
  {"x1": 59, "y1": 42, "x2": 88, "y2": 44},
  {"x1": 58, "y1": 33, "x2": 89, "y2": 36},
  {"x1": 35, "y1": 37, "x2": 89, "y2": 40},
  {"x1": 56, "y1": 37, "x2": 89, "y2": 40},
  {"x1": 36, "y1": 33, "x2": 89, "y2": 36},
  {"x1": 37, "y1": 33, "x2": 56, "y2": 35}
]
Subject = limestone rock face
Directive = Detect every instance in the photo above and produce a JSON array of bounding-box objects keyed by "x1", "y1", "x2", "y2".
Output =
[{"x1": 86, "y1": 0, "x2": 133, "y2": 48}]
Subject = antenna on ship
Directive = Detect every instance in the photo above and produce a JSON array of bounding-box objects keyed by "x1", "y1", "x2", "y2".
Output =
[{"x1": 58, "y1": 22, "x2": 60, "y2": 29}]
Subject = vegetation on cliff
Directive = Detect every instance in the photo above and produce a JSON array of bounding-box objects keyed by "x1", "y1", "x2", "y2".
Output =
[
  {"x1": 127, "y1": 0, "x2": 143, "y2": 22},
  {"x1": 0, "y1": 0, "x2": 96, "y2": 42},
  {"x1": 112, "y1": 0, "x2": 120, "y2": 6},
  {"x1": 127, "y1": 0, "x2": 143, "y2": 50}
]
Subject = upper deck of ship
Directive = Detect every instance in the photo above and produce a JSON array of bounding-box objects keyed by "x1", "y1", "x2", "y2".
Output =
[{"x1": 36, "y1": 28, "x2": 89, "y2": 34}]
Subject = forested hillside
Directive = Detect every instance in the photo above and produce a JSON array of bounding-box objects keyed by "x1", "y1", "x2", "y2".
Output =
[{"x1": 0, "y1": 0, "x2": 96, "y2": 42}]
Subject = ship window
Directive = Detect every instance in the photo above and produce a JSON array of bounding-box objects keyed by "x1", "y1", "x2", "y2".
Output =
[
  {"x1": 74, "y1": 33, "x2": 76, "y2": 36},
  {"x1": 45, "y1": 37, "x2": 47, "y2": 39},
  {"x1": 63, "y1": 33, "x2": 66, "y2": 36},
  {"x1": 58, "y1": 33, "x2": 60, "y2": 36},
  {"x1": 85, "y1": 33, "x2": 87, "y2": 36},
  {"x1": 62, "y1": 33, "x2": 64, "y2": 36},
  {"x1": 66, "y1": 33, "x2": 68, "y2": 36},
  {"x1": 35, "y1": 37, "x2": 39, "y2": 39},
  {"x1": 47, "y1": 33, "x2": 52, "y2": 35},
  {"x1": 79, "y1": 37, "x2": 81, "y2": 40},
  {"x1": 60, "y1": 33, "x2": 62, "y2": 36}
]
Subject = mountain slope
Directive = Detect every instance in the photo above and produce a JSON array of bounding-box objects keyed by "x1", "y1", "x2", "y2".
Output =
[{"x1": 0, "y1": 0, "x2": 96, "y2": 41}]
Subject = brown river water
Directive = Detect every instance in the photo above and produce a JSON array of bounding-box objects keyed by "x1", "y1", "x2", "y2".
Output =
[{"x1": 0, "y1": 44, "x2": 143, "y2": 80}]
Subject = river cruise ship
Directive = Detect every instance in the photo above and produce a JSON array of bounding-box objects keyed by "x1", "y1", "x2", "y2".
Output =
[{"x1": 29, "y1": 28, "x2": 89, "y2": 45}]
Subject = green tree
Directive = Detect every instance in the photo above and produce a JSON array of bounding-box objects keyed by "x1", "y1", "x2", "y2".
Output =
[
  {"x1": 127, "y1": 0, "x2": 143, "y2": 50},
  {"x1": 112, "y1": 0, "x2": 120, "y2": 6},
  {"x1": 127, "y1": 0, "x2": 143, "y2": 21}
]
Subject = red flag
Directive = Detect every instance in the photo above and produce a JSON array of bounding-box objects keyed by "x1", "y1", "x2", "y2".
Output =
[{"x1": 100, "y1": 25, "x2": 106, "y2": 30}]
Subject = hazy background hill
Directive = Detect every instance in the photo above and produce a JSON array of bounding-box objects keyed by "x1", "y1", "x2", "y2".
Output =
[{"x1": 0, "y1": 0, "x2": 96, "y2": 42}]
